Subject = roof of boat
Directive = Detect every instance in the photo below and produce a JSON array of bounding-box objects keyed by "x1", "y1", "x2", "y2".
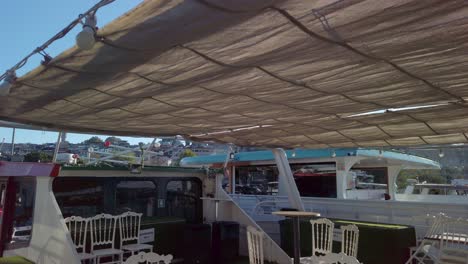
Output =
[
  {"x1": 0, "y1": 162, "x2": 205, "y2": 177},
  {"x1": 181, "y1": 148, "x2": 440, "y2": 168}
]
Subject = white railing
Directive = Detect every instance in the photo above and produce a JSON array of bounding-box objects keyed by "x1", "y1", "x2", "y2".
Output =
[{"x1": 230, "y1": 194, "x2": 468, "y2": 238}]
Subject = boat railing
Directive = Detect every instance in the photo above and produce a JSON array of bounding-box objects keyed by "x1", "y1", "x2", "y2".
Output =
[{"x1": 230, "y1": 194, "x2": 468, "y2": 238}]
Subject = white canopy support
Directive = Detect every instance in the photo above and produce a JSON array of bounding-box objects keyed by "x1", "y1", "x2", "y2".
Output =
[
  {"x1": 10, "y1": 128, "x2": 15, "y2": 155},
  {"x1": 272, "y1": 148, "x2": 304, "y2": 211},
  {"x1": 52, "y1": 131, "x2": 62, "y2": 163},
  {"x1": 141, "y1": 138, "x2": 157, "y2": 167},
  {"x1": 387, "y1": 165, "x2": 403, "y2": 200},
  {"x1": 335, "y1": 157, "x2": 361, "y2": 199}
]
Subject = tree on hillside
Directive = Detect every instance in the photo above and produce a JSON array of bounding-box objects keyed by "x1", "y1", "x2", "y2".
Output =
[
  {"x1": 82, "y1": 136, "x2": 103, "y2": 145},
  {"x1": 396, "y1": 166, "x2": 464, "y2": 191},
  {"x1": 104, "y1": 136, "x2": 130, "y2": 147},
  {"x1": 172, "y1": 149, "x2": 197, "y2": 166},
  {"x1": 111, "y1": 149, "x2": 136, "y2": 163},
  {"x1": 24, "y1": 152, "x2": 52, "y2": 162}
]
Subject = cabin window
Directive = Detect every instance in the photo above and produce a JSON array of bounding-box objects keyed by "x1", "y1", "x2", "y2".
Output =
[
  {"x1": 115, "y1": 180, "x2": 157, "y2": 216},
  {"x1": 234, "y1": 163, "x2": 338, "y2": 198},
  {"x1": 292, "y1": 163, "x2": 337, "y2": 198},
  {"x1": 235, "y1": 165, "x2": 279, "y2": 195},
  {"x1": 350, "y1": 167, "x2": 388, "y2": 190},
  {"x1": 9, "y1": 178, "x2": 35, "y2": 246},
  {"x1": 53, "y1": 178, "x2": 105, "y2": 217},
  {"x1": 166, "y1": 179, "x2": 202, "y2": 223},
  {"x1": 53, "y1": 177, "x2": 202, "y2": 223},
  {"x1": 0, "y1": 181, "x2": 6, "y2": 226}
]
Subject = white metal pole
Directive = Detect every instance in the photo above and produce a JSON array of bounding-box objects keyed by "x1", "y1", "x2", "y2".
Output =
[
  {"x1": 272, "y1": 148, "x2": 305, "y2": 211},
  {"x1": 10, "y1": 128, "x2": 15, "y2": 155},
  {"x1": 52, "y1": 131, "x2": 62, "y2": 163},
  {"x1": 141, "y1": 138, "x2": 157, "y2": 168},
  {"x1": 232, "y1": 165, "x2": 236, "y2": 194}
]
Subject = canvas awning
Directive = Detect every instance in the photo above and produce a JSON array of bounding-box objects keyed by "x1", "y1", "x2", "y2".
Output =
[{"x1": 2, "y1": 0, "x2": 468, "y2": 148}]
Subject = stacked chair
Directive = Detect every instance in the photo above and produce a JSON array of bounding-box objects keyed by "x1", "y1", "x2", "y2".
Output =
[
  {"x1": 247, "y1": 226, "x2": 264, "y2": 264},
  {"x1": 65, "y1": 212, "x2": 155, "y2": 264},
  {"x1": 341, "y1": 224, "x2": 359, "y2": 258},
  {"x1": 65, "y1": 216, "x2": 96, "y2": 264},
  {"x1": 406, "y1": 213, "x2": 468, "y2": 264},
  {"x1": 119, "y1": 212, "x2": 153, "y2": 255},
  {"x1": 122, "y1": 251, "x2": 173, "y2": 264},
  {"x1": 299, "y1": 219, "x2": 360, "y2": 264},
  {"x1": 246, "y1": 218, "x2": 361, "y2": 264},
  {"x1": 89, "y1": 213, "x2": 123, "y2": 264},
  {"x1": 307, "y1": 252, "x2": 361, "y2": 264}
]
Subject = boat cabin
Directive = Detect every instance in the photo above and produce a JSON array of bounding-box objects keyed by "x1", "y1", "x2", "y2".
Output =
[
  {"x1": 181, "y1": 148, "x2": 440, "y2": 201},
  {"x1": 0, "y1": 162, "x2": 211, "y2": 263}
]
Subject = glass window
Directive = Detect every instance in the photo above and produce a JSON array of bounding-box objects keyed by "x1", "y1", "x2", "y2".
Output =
[
  {"x1": 53, "y1": 177, "x2": 202, "y2": 223},
  {"x1": 115, "y1": 180, "x2": 157, "y2": 216},
  {"x1": 53, "y1": 178, "x2": 104, "y2": 218},
  {"x1": 166, "y1": 179, "x2": 202, "y2": 223},
  {"x1": 0, "y1": 181, "x2": 6, "y2": 227},
  {"x1": 234, "y1": 163, "x2": 337, "y2": 197},
  {"x1": 350, "y1": 167, "x2": 388, "y2": 190},
  {"x1": 11, "y1": 178, "x2": 35, "y2": 245},
  {"x1": 292, "y1": 163, "x2": 337, "y2": 198},
  {"x1": 235, "y1": 165, "x2": 278, "y2": 195}
]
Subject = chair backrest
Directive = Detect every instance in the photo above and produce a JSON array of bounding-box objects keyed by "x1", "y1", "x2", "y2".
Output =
[
  {"x1": 247, "y1": 226, "x2": 264, "y2": 264},
  {"x1": 123, "y1": 251, "x2": 173, "y2": 264},
  {"x1": 119, "y1": 211, "x2": 143, "y2": 247},
  {"x1": 64, "y1": 216, "x2": 89, "y2": 253},
  {"x1": 341, "y1": 224, "x2": 359, "y2": 258},
  {"x1": 309, "y1": 252, "x2": 361, "y2": 264},
  {"x1": 439, "y1": 217, "x2": 468, "y2": 254},
  {"x1": 311, "y1": 218, "x2": 334, "y2": 256},
  {"x1": 425, "y1": 213, "x2": 449, "y2": 239},
  {"x1": 89, "y1": 213, "x2": 119, "y2": 251}
]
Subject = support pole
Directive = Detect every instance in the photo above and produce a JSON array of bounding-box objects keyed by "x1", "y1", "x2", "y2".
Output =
[
  {"x1": 141, "y1": 138, "x2": 157, "y2": 168},
  {"x1": 10, "y1": 128, "x2": 15, "y2": 155},
  {"x1": 272, "y1": 148, "x2": 305, "y2": 211},
  {"x1": 387, "y1": 165, "x2": 403, "y2": 200},
  {"x1": 52, "y1": 131, "x2": 62, "y2": 163},
  {"x1": 335, "y1": 157, "x2": 360, "y2": 199}
]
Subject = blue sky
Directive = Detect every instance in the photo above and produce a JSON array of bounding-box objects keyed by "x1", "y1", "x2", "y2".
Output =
[{"x1": 0, "y1": 0, "x2": 153, "y2": 144}]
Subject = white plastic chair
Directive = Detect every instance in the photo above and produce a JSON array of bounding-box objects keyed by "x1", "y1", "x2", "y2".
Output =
[
  {"x1": 310, "y1": 218, "x2": 334, "y2": 256},
  {"x1": 89, "y1": 213, "x2": 123, "y2": 264},
  {"x1": 247, "y1": 226, "x2": 264, "y2": 264},
  {"x1": 122, "y1": 251, "x2": 173, "y2": 264},
  {"x1": 406, "y1": 213, "x2": 449, "y2": 264},
  {"x1": 307, "y1": 252, "x2": 361, "y2": 264},
  {"x1": 437, "y1": 217, "x2": 468, "y2": 263},
  {"x1": 119, "y1": 211, "x2": 152, "y2": 256},
  {"x1": 65, "y1": 216, "x2": 96, "y2": 263},
  {"x1": 341, "y1": 225, "x2": 359, "y2": 258}
]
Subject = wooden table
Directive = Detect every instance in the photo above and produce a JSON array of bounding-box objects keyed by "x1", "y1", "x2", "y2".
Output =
[{"x1": 273, "y1": 211, "x2": 320, "y2": 264}]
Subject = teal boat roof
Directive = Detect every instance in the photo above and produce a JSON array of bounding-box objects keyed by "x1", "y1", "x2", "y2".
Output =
[{"x1": 181, "y1": 148, "x2": 440, "y2": 168}]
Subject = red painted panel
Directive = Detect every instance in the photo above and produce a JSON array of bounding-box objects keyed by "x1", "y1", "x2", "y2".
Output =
[{"x1": 0, "y1": 162, "x2": 61, "y2": 177}]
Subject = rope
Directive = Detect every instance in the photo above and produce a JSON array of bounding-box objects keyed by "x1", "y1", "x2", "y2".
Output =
[{"x1": 0, "y1": 0, "x2": 116, "y2": 81}]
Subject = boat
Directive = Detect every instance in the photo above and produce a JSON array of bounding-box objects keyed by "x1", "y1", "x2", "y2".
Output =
[
  {"x1": 181, "y1": 148, "x2": 441, "y2": 201},
  {"x1": 181, "y1": 148, "x2": 468, "y2": 258}
]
